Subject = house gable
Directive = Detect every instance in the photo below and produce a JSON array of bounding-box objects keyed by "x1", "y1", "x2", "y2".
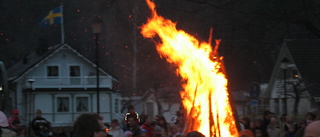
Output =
[
  {"x1": 264, "y1": 42, "x2": 295, "y2": 98},
  {"x1": 265, "y1": 39, "x2": 320, "y2": 115},
  {"x1": 8, "y1": 44, "x2": 117, "y2": 83},
  {"x1": 8, "y1": 44, "x2": 117, "y2": 89}
]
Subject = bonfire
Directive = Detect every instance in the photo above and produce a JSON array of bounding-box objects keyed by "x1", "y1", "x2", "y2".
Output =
[{"x1": 141, "y1": 0, "x2": 239, "y2": 136}]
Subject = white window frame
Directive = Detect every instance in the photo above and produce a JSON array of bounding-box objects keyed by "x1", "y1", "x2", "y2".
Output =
[
  {"x1": 68, "y1": 64, "x2": 82, "y2": 77},
  {"x1": 55, "y1": 95, "x2": 71, "y2": 113},
  {"x1": 74, "y1": 95, "x2": 90, "y2": 112},
  {"x1": 67, "y1": 64, "x2": 82, "y2": 85},
  {"x1": 46, "y1": 64, "x2": 60, "y2": 79}
]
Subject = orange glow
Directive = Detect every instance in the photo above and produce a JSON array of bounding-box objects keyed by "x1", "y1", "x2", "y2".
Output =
[{"x1": 141, "y1": 0, "x2": 239, "y2": 137}]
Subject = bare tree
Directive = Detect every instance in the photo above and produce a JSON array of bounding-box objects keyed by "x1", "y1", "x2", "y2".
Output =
[{"x1": 286, "y1": 78, "x2": 320, "y2": 116}]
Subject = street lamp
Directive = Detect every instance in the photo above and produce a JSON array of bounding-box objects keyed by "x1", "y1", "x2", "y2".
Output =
[
  {"x1": 27, "y1": 79, "x2": 35, "y2": 89},
  {"x1": 27, "y1": 78, "x2": 35, "y2": 137},
  {"x1": 91, "y1": 15, "x2": 103, "y2": 114},
  {"x1": 281, "y1": 57, "x2": 289, "y2": 114}
]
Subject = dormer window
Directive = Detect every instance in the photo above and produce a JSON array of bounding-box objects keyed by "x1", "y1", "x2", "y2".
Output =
[{"x1": 47, "y1": 66, "x2": 59, "y2": 79}]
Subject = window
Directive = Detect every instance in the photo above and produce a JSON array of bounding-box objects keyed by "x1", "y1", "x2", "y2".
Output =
[
  {"x1": 70, "y1": 66, "x2": 80, "y2": 77},
  {"x1": 57, "y1": 97, "x2": 69, "y2": 112},
  {"x1": 47, "y1": 66, "x2": 59, "y2": 78},
  {"x1": 70, "y1": 66, "x2": 81, "y2": 85},
  {"x1": 76, "y1": 97, "x2": 88, "y2": 112}
]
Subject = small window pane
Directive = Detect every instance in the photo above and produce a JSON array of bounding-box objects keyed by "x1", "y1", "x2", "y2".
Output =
[
  {"x1": 57, "y1": 97, "x2": 69, "y2": 112},
  {"x1": 76, "y1": 97, "x2": 88, "y2": 112},
  {"x1": 70, "y1": 66, "x2": 80, "y2": 76},
  {"x1": 47, "y1": 66, "x2": 59, "y2": 78}
]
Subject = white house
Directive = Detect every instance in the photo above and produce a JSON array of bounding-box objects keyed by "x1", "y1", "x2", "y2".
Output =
[
  {"x1": 7, "y1": 44, "x2": 122, "y2": 128},
  {"x1": 262, "y1": 39, "x2": 320, "y2": 116}
]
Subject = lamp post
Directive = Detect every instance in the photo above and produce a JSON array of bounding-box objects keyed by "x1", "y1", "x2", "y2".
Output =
[
  {"x1": 91, "y1": 15, "x2": 103, "y2": 114},
  {"x1": 281, "y1": 57, "x2": 289, "y2": 114},
  {"x1": 27, "y1": 78, "x2": 34, "y2": 137}
]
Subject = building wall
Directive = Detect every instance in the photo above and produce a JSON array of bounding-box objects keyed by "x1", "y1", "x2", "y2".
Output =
[
  {"x1": 27, "y1": 91, "x2": 119, "y2": 127},
  {"x1": 269, "y1": 97, "x2": 311, "y2": 116}
]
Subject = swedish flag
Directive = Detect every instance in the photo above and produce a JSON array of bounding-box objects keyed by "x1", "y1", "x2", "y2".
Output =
[{"x1": 40, "y1": 6, "x2": 62, "y2": 27}]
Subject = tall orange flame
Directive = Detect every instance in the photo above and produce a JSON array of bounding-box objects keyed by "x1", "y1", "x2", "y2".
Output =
[{"x1": 141, "y1": 0, "x2": 239, "y2": 136}]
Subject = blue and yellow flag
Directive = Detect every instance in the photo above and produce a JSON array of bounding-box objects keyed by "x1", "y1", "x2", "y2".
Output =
[{"x1": 40, "y1": 6, "x2": 62, "y2": 27}]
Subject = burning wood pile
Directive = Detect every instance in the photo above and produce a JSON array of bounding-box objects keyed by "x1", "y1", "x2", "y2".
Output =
[{"x1": 141, "y1": 0, "x2": 239, "y2": 136}]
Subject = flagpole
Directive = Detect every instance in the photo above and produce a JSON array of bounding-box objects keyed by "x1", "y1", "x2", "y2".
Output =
[{"x1": 60, "y1": 3, "x2": 65, "y2": 44}]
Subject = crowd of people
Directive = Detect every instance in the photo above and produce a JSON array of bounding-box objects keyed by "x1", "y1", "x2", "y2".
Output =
[
  {"x1": 238, "y1": 110, "x2": 320, "y2": 137},
  {"x1": 72, "y1": 108, "x2": 320, "y2": 137},
  {"x1": 0, "y1": 109, "x2": 60, "y2": 137},
  {"x1": 113, "y1": 105, "x2": 186, "y2": 137},
  {"x1": 0, "y1": 106, "x2": 187, "y2": 137},
  {"x1": 70, "y1": 105, "x2": 204, "y2": 137},
  {"x1": 1, "y1": 107, "x2": 320, "y2": 137}
]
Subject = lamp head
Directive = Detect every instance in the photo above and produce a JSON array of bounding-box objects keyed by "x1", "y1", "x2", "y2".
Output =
[
  {"x1": 281, "y1": 57, "x2": 290, "y2": 69},
  {"x1": 27, "y1": 79, "x2": 35, "y2": 84}
]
